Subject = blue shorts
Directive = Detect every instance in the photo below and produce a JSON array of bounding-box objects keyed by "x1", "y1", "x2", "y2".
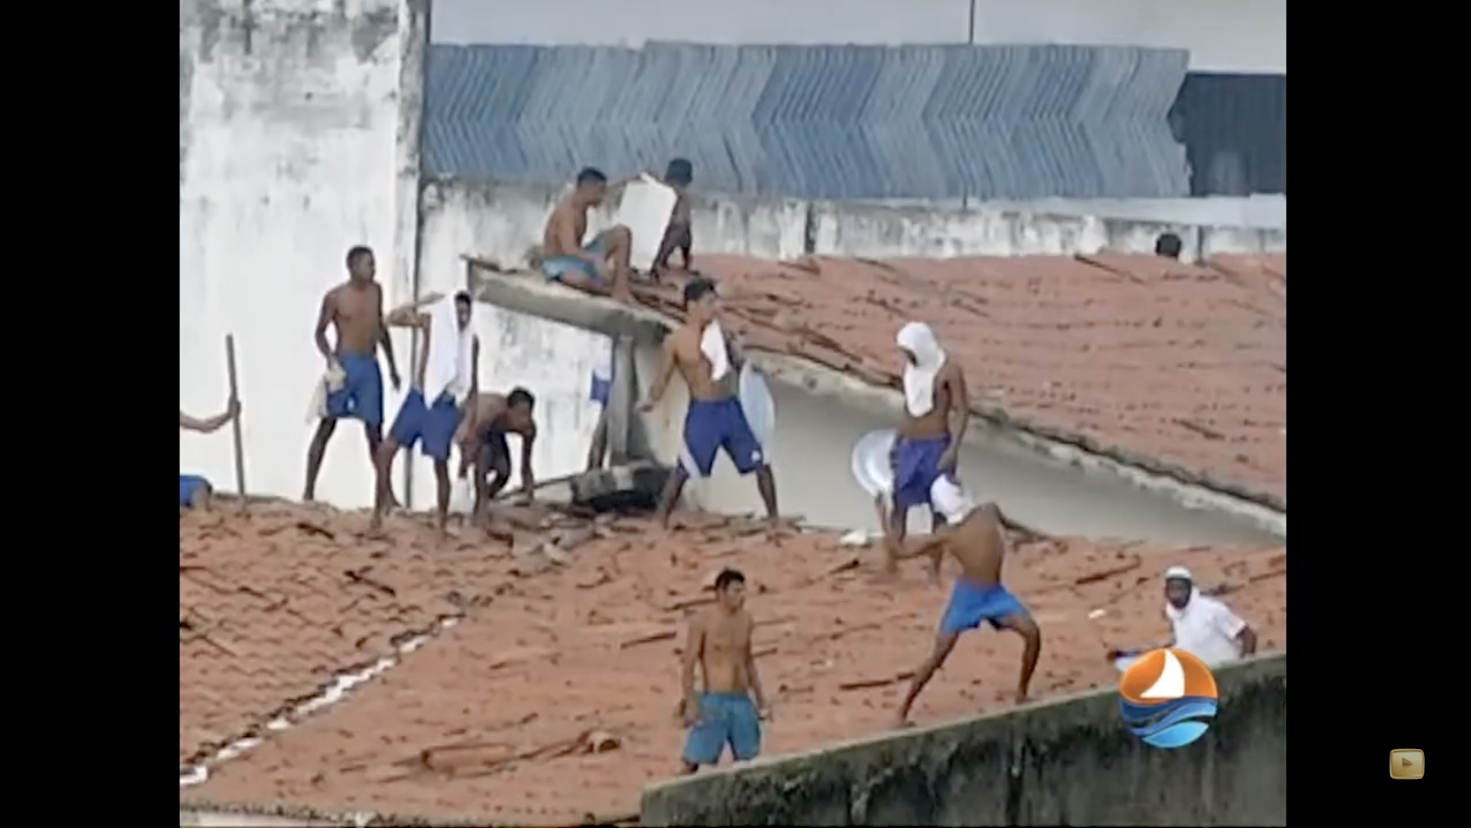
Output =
[
  {"x1": 894, "y1": 435, "x2": 953, "y2": 512},
  {"x1": 681, "y1": 397, "x2": 764, "y2": 478},
  {"x1": 682, "y1": 693, "x2": 762, "y2": 766},
  {"x1": 590, "y1": 371, "x2": 611, "y2": 406},
  {"x1": 389, "y1": 389, "x2": 460, "y2": 462},
  {"x1": 325, "y1": 351, "x2": 384, "y2": 426},
  {"x1": 939, "y1": 579, "x2": 1029, "y2": 636},
  {"x1": 540, "y1": 237, "x2": 608, "y2": 283},
  {"x1": 179, "y1": 475, "x2": 210, "y2": 507}
]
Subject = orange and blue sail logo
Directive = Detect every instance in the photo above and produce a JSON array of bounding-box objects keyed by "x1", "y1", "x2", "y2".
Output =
[{"x1": 1117, "y1": 648, "x2": 1219, "y2": 749}]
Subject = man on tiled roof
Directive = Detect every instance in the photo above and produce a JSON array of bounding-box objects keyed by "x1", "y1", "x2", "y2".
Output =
[
  {"x1": 537, "y1": 167, "x2": 636, "y2": 301},
  {"x1": 179, "y1": 399, "x2": 241, "y2": 510},
  {"x1": 642, "y1": 278, "x2": 780, "y2": 528},
  {"x1": 888, "y1": 321, "x2": 971, "y2": 580}
]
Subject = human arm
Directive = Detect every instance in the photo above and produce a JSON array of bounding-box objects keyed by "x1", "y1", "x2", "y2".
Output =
[
  {"x1": 314, "y1": 291, "x2": 336, "y2": 363},
  {"x1": 745, "y1": 616, "x2": 769, "y2": 717},
  {"x1": 385, "y1": 293, "x2": 442, "y2": 328},
  {"x1": 639, "y1": 338, "x2": 679, "y2": 411},
  {"x1": 939, "y1": 366, "x2": 970, "y2": 470},
  {"x1": 375, "y1": 285, "x2": 400, "y2": 389},
  {"x1": 519, "y1": 423, "x2": 537, "y2": 495},
  {"x1": 1215, "y1": 603, "x2": 1257, "y2": 656},
  {"x1": 681, "y1": 617, "x2": 705, "y2": 725},
  {"x1": 180, "y1": 400, "x2": 240, "y2": 434}
]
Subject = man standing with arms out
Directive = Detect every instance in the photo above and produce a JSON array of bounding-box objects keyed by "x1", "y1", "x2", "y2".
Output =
[
  {"x1": 540, "y1": 168, "x2": 635, "y2": 301},
  {"x1": 642, "y1": 278, "x2": 779, "y2": 528},
  {"x1": 180, "y1": 399, "x2": 241, "y2": 510},
  {"x1": 880, "y1": 478, "x2": 1042, "y2": 727},
  {"x1": 889, "y1": 322, "x2": 970, "y2": 580},
  {"x1": 1111, "y1": 567, "x2": 1258, "y2": 668},
  {"x1": 651, "y1": 158, "x2": 695, "y2": 279},
  {"x1": 369, "y1": 291, "x2": 478, "y2": 538},
  {"x1": 303, "y1": 245, "x2": 402, "y2": 503},
  {"x1": 453, "y1": 387, "x2": 538, "y2": 521},
  {"x1": 680, "y1": 568, "x2": 770, "y2": 773}
]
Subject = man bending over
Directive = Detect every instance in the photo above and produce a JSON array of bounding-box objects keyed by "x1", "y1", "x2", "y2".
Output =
[
  {"x1": 454, "y1": 387, "x2": 537, "y2": 521},
  {"x1": 880, "y1": 478, "x2": 1042, "y2": 727}
]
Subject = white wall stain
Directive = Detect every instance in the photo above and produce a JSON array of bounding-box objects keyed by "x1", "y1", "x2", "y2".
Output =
[{"x1": 179, "y1": 0, "x2": 427, "y2": 508}]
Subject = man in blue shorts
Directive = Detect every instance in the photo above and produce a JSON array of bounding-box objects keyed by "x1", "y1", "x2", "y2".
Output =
[
  {"x1": 179, "y1": 399, "x2": 240, "y2": 510},
  {"x1": 641, "y1": 278, "x2": 780, "y2": 528},
  {"x1": 880, "y1": 477, "x2": 1042, "y2": 727},
  {"x1": 584, "y1": 350, "x2": 613, "y2": 471},
  {"x1": 680, "y1": 568, "x2": 770, "y2": 773},
  {"x1": 369, "y1": 291, "x2": 478, "y2": 537},
  {"x1": 539, "y1": 167, "x2": 635, "y2": 300},
  {"x1": 303, "y1": 245, "x2": 402, "y2": 504},
  {"x1": 888, "y1": 321, "x2": 970, "y2": 580}
]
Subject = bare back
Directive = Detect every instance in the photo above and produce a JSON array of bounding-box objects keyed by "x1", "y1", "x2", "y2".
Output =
[
  {"x1": 695, "y1": 608, "x2": 754, "y2": 694},
  {"x1": 945, "y1": 504, "x2": 1007, "y2": 587},
  {"x1": 899, "y1": 362, "x2": 962, "y2": 440},
  {"x1": 543, "y1": 199, "x2": 589, "y2": 256},
  {"x1": 668, "y1": 326, "x2": 735, "y2": 401},
  {"x1": 324, "y1": 281, "x2": 383, "y2": 356}
]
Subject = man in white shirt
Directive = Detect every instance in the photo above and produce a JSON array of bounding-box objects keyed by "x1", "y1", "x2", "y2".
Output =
[{"x1": 1154, "y1": 566, "x2": 1258, "y2": 667}]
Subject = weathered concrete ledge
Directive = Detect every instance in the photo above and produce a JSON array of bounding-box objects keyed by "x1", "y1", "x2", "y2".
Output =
[
  {"x1": 464, "y1": 260, "x2": 1287, "y2": 537},
  {"x1": 641, "y1": 653, "x2": 1287, "y2": 827}
]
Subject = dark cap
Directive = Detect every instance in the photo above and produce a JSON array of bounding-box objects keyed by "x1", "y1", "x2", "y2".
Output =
[{"x1": 682, "y1": 277, "x2": 717, "y2": 307}]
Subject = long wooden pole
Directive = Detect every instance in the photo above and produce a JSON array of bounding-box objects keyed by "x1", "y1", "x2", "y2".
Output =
[{"x1": 225, "y1": 334, "x2": 248, "y2": 512}]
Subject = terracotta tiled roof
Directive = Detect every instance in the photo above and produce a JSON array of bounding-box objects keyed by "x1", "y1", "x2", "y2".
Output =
[
  {"x1": 615, "y1": 253, "x2": 1287, "y2": 507},
  {"x1": 183, "y1": 505, "x2": 1286, "y2": 825}
]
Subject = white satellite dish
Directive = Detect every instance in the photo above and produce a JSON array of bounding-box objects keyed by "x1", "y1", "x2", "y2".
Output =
[{"x1": 850, "y1": 429, "x2": 897, "y2": 498}]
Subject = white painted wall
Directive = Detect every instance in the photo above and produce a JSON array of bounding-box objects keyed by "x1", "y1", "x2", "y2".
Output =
[
  {"x1": 430, "y1": 0, "x2": 1287, "y2": 73},
  {"x1": 417, "y1": 179, "x2": 1284, "y2": 279},
  {"x1": 179, "y1": 0, "x2": 427, "y2": 507}
]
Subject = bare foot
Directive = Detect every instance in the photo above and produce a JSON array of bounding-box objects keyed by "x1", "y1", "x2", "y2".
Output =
[
  {"x1": 891, "y1": 715, "x2": 915, "y2": 730},
  {"x1": 1014, "y1": 691, "x2": 1032, "y2": 705}
]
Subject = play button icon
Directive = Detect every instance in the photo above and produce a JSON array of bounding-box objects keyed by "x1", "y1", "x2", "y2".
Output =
[{"x1": 1389, "y1": 749, "x2": 1424, "y2": 780}]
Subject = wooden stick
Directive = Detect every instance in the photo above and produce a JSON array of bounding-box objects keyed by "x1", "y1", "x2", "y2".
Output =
[{"x1": 225, "y1": 334, "x2": 248, "y2": 512}]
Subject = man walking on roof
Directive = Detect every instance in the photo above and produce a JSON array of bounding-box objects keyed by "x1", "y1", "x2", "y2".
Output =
[{"x1": 887, "y1": 321, "x2": 971, "y2": 581}]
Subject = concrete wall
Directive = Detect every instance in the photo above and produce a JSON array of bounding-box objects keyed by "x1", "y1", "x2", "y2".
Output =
[
  {"x1": 430, "y1": 0, "x2": 1287, "y2": 74},
  {"x1": 641, "y1": 653, "x2": 1287, "y2": 827},
  {"x1": 419, "y1": 179, "x2": 1285, "y2": 277},
  {"x1": 179, "y1": 0, "x2": 428, "y2": 507}
]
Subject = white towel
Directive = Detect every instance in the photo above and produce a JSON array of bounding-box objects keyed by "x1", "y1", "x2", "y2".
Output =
[
  {"x1": 423, "y1": 295, "x2": 475, "y2": 403},
  {"x1": 700, "y1": 321, "x2": 731, "y2": 382},
  {"x1": 305, "y1": 363, "x2": 348, "y2": 423},
  {"x1": 897, "y1": 321, "x2": 947, "y2": 417}
]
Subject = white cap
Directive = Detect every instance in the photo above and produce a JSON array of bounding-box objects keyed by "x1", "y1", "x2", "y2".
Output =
[{"x1": 1164, "y1": 566, "x2": 1193, "y2": 582}]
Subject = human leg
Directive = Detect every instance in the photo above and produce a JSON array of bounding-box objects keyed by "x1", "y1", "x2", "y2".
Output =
[
  {"x1": 996, "y1": 610, "x2": 1042, "y2": 703},
  {"x1": 302, "y1": 418, "x2": 337, "y2": 501},
  {"x1": 681, "y1": 693, "x2": 733, "y2": 772},
  {"x1": 420, "y1": 394, "x2": 461, "y2": 534},
  {"x1": 180, "y1": 475, "x2": 212, "y2": 510},
  {"x1": 373, "y1": 390, "x2": 429, "y2": 531},
  {"x1": 894, "y1": 632, "x2": 960, "y2": 727},
  {"x1": 717, "y1": 399, "x2": 777, "y2": 523}
]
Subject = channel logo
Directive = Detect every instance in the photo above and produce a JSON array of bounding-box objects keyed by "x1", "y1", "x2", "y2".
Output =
[{"x1": 1118, "y1": 648, "x2": 1219, "y2": 749}]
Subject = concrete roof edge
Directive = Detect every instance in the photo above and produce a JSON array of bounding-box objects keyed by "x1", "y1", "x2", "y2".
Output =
[{"x1": 464, "y1": 260, "x2": 1285, "y2": 538}]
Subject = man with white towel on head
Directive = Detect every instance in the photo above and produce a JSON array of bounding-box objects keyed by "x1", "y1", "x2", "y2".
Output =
[
  {"x1": 879, "y1": 477, "x2": 1041, "y2": 727},
  {"x1": 641, "y1": 277, "x2": 780, "y2": 528},
  {"x1": 369, "y1": 291, "x2": 479, "y2": 537},
  {"x1": 888, "y1": 322, "x2": 971, "y2": 578}
]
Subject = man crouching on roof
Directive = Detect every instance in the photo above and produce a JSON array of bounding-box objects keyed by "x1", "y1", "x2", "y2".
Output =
[{"x1": 641, "y1": 278, "x2": 780, "y2": 529}]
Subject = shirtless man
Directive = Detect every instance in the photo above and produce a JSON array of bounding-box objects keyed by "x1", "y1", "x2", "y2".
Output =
[
  {"x1": 650, "y1": 158, "x2": 695, "y2": 279},
  {"x1": 680, "y1": 568, "x2": 770, "y2": 773},
  {"x1": 179, "y1": 400, "x2": 241, "y2": 510},
  {"x1": 303, "y1": 245, "x2": 402, "y2": 503},
  {"x1": 889, "y1": 321, "x2": 970, "y2": 578},
  {"x1": 642, "y1": 278, "x2": 779, "y2": 528},
  {"x1": 539, "y1": 167, "x2": 635, "y2": 300},
  {"x1": 453, "y1": 388, "x2": 537, "y2": 520},
  {"x1": 369, "y1": 292, "x2": 479, "y2": 537},
  {"x1": 880, "y1": 477, "x2": 1042, "y2": 727}
]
